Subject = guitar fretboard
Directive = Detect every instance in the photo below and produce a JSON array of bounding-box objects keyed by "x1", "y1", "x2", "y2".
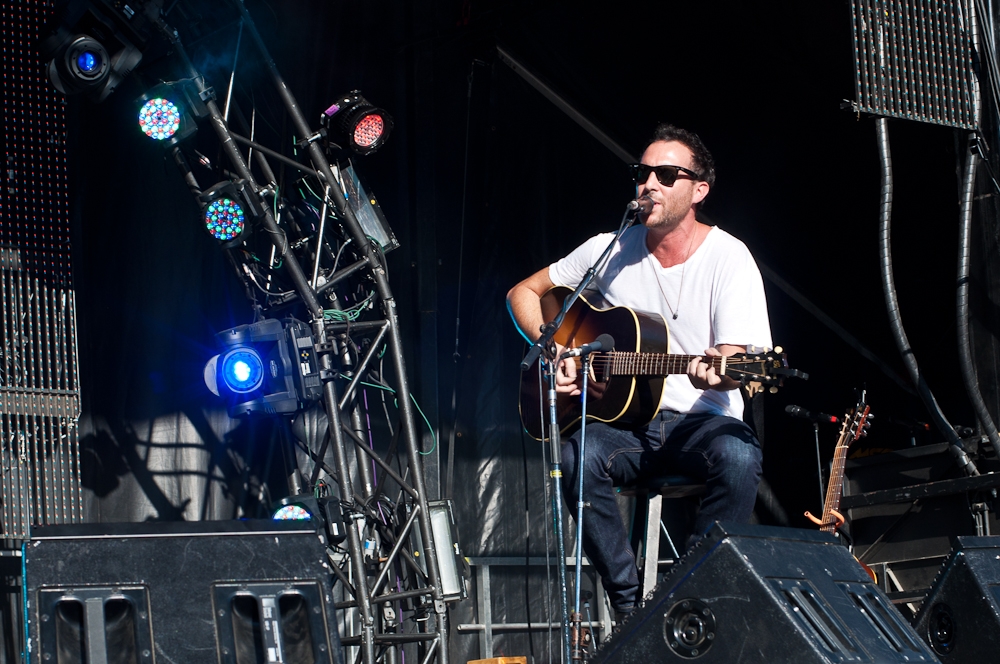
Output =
[
  {"x1": 820, "y1": 405, "x2": 869, "y2": 533},
  {"x1": 590, "y1": 352, "x2": 726, "y2": 376},
  {"x1": 821, "y1": 440, "x2": 851, "y2": 533}
]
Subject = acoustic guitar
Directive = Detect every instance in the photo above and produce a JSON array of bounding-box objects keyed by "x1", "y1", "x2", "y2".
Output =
[
  {"x1": 519, "y1": 287, "x2": 806, "y2": 440},
  {"x1": 804, "y1": 394, "x2": 876, "y2": 581}
]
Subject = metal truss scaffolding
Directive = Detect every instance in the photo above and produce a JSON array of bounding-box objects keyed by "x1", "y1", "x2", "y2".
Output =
[{"x1": 144, "y1": 5, "x2": 449, "y2": 663}]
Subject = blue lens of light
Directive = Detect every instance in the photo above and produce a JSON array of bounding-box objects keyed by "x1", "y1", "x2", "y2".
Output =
[
  {"x1": 221, "y1": 349, "x2": 263, "y2": 393},
  {"x1": 76, "y1": 51, "x2": 100, "y2": 73}
]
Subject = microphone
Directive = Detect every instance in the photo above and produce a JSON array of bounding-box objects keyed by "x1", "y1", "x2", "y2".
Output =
[
  {"x1": 561, "y1": 334, "x2": 615, "y2": 359},
  {"x1": 785, "y1": 404, "x2": 840, "y2": 425},
  {"x1": 625, "y1": 196, "x2": 653, "y2": 216}
]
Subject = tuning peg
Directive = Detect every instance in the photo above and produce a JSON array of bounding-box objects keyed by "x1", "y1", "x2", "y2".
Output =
[
  {"x1": 769, "y1": 386, "x2": 778, "y2": 394},
  {"x1": 774, "y1": 346, "x2": 783, "y2": 353}
]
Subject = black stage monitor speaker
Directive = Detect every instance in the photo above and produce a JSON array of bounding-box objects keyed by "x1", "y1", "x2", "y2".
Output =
[
  {"x1": 23, "y1": 520, "x2": 343, "y2": 664},
  {"x1": 912, "y1": 535, "x2": 1000, "y2": 661},
  {"x1": 592, "y1": 523, "x2": 940, "y2": 663}
]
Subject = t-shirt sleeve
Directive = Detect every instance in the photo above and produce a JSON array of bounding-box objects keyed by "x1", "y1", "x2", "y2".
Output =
[
  {"x1": 712, "y1": 244, "x2": 773, "y2": 349},
  {"x1": 547, "y1": 234, "x2": 608, "y2": 287}
]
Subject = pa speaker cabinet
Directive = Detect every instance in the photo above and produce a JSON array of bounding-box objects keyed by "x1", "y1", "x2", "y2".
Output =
[
  {"x1": 912, "y1": 535, "x2": 1000, "y2": 661},
  {"x1": 592, "y1": 523, "x2": 940, "y2": 664},
  {"x1": 24, "y1": 520, "x2": 343, "y2": 664}
]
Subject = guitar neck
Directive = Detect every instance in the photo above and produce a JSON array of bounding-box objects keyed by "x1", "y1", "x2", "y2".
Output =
[
  {"x1": 820, "y1": 439, "x2": 850, "y2": 533},
  {"x1": 819, "y1": 404, "x2": 869, "y2": 533},
  {"x1": 597, "y1": 352, "x2": 725, "y2": 376}
]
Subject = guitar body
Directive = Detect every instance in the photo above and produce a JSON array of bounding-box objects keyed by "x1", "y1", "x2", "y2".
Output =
[{"x1": 519, "y1": 287, "x2": 668, "y2": 440}]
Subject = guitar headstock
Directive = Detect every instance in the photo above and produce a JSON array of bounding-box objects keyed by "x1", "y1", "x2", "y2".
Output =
[
  {"x1": 843, "y1": 394, "x2": 873, "y2": 444},
  {"x1": 724, "y1": 346, "x2": 809, "y2": 394}
]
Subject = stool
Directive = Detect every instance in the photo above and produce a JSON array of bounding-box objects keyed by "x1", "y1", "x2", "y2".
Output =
[{"x1": 618, "y1": 475, "x2": 706, "y2": 597}]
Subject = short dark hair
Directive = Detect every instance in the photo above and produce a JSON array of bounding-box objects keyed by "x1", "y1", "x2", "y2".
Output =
[{"x1": 649, "y1": 123, "x2": 716, "y2": 188}]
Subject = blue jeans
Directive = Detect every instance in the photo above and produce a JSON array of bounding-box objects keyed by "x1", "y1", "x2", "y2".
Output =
[{"x1": 561, "y1": 410, "x2": 762, "y2": 613}]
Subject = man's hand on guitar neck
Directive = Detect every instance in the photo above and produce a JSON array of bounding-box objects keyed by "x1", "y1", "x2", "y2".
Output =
[{"x1": 687, "y1": 345, "x2": 745, "y2": 392}]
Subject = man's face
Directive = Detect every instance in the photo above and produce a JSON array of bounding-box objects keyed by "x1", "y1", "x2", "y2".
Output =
[{"x1": 636, "y1": 140, "x2": 709, "y2": 231}]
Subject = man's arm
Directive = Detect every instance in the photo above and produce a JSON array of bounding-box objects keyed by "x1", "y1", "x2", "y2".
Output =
[
  {"x1": 506, "y1": 267, "x2": 556, "y2": 342},
  {"x1": 687, "y1": 344, "x2": 746, "y2": 391},
  {"x1": 506, "y1": 268, "x2": 581, "y2": 395}
]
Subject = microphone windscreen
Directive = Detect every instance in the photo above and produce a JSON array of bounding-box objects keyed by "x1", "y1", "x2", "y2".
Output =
[{"x1": 594, "y1": 333, "x2": 615, "y2": 351}]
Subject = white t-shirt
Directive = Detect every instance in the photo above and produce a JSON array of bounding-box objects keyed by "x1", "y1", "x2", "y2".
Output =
[{"x1": 548, "y1": 225, "x2": 772, "y2": 419}]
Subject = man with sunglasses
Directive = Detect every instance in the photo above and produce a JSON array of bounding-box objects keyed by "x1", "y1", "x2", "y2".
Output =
[{"x1": 507, "y1": 123, "x2": 772, "y2": 621}]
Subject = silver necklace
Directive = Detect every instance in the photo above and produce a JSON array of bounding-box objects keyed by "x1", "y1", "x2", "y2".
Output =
[{"x1": 647, "y1": 227, "x2": 698, "y2": 320}]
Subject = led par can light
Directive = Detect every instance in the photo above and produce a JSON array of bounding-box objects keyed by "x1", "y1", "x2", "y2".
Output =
[
  {"x1": 199, "y1": 180, "x2": 264, "y2": 247},
  {"x1": 135, "y1": 82, "x2": 201, "y2": 145},
  {"x1": 138, "y1": 97, "x2": 182, "y2": 140},
  {"x1": 322, "y1": 90, "x2": 394, "y2": 156},
  {"x1": 271, "y1": 494, "x2": 346, "y2": 545}
]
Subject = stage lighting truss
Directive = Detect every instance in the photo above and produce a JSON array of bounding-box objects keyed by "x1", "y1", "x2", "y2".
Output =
[
  {"x1": 38, "y1": 2, "x2": 452, "y2": 657},
  {"x1": 199, "y1": 180, "x2": 265, "y2": 248},
  {"x1": 204, "y1": 318, "x2": 323, "y2": 417},
  {"x1": 321, "y1": 91, "x2": 394, "y2": 156}
]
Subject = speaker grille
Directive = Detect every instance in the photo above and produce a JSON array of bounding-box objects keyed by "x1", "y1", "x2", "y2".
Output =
[
  {"x1": 842, "y1": 583, "x2": 924, "y2": 654},
  {"x1": 772, "y1": 579, "x2": 860, "y2": 658}
]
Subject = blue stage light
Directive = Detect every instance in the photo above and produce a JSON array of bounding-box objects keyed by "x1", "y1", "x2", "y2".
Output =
[
  {"x1": 220, "y1": 348, "x2": 263, "y2": 393},
  {"x1": 76, "y1": 51, "x2": 101, "y2": 73},
  {"x1": 204, "y1": 318, "x2": 322, "y2": 417}
]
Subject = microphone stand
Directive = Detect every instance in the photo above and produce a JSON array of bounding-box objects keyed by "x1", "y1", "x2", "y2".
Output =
[
  {"x1": 520, "y1": 199, "x2": 645, "y2": 664},
  {"x1": 813, "y1": 422, "x2": 824, "y2": 509},
  {"x1": 571, "y1": 351, "x2": 593, "y2": 661}
]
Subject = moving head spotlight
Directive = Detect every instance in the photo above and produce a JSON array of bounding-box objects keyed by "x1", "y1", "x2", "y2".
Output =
[
  {"x1": 38, "y1": 0, "x2": 158, "y2": 102},
  {"x1": 204, "y1": 318, "x2": 323, "y2": 417}
]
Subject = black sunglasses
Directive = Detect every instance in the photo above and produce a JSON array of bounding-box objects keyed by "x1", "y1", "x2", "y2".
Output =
[{"x1": 629, "y1": 163, "x2": 702, "y2": 187}]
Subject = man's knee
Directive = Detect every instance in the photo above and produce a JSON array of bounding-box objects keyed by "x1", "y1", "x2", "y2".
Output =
[
  {"x1": 562, "y1": 438, "x2": 604, "y2": 476},
  {"x1": 711, "y1": 434, "x2": 762, "y2": 482}
]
